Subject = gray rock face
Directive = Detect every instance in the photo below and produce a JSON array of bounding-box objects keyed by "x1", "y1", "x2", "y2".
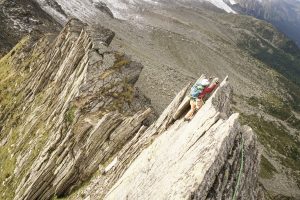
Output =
[
  {"x1": 101, "y1": 78, "x2": 260, "y2": 200},
  {"x1": 0, "y1": 0, "x2": 61, "y2": 57},
  {"x1": 57, "y1": 77, "x2": 261, "y2": 200},
  {"x1": 6, "y1": 19, "x2": 150, "y2": 200},
  {"x1": 0, "y1": 19, "x2": 260, "y2": 200}
]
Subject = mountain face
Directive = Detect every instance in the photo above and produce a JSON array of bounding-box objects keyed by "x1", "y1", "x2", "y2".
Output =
[
  {"x1": 227, "y1": 0, "x2": 300, "y2": 47},
  {"x1": 96, "y1": 0, "x2": 237, "y2": 19},
  {"x1": 0, "y1": 0, "x2": 300, "y2": 199},
  {"x1": 0, "y1": 19, "x2": 151, "y2": 199},
  {"x1": 0, "y1": 19, "x2": 260, "y2": 200}
]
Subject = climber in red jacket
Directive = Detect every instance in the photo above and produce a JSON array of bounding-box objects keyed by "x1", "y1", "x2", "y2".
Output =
[
  {"x1": 198, "y1": 80, "x2": 219, "y2": 99},
  {"x1": 184, "y1": 79, "x2": 219, "y2": 121}
]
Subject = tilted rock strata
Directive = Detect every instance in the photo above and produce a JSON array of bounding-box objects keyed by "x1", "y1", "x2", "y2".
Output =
[
  {"x1": 103, "y1": 78, "x2": 260, "y2": 200},
  {"x1": 69, "y1": 78, "x2": 261, "y2": 200},
  {"x1": 0, "y1": 18, "x2": 261, "y2": 200},
  {"x1": 0, "y1": 18, "x2": 150, "y2": 200}
]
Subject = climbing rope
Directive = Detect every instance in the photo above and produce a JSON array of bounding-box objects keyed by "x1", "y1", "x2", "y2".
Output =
[{"x1": 232, "y1": 136, "x2": 244, "y2": 200}]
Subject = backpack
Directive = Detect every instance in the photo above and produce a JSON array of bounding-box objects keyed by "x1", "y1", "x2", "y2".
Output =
[{"x1": 190, "y1": 80, "x2": 205, "y2": 98}]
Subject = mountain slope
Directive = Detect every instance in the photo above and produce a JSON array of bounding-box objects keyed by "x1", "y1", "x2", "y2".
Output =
[
  {"x1": 37, "y1": 2, "x2": 300, "y2": 198},
  {"x1": 0, "y1": 0, "x2": 61, "y2": 57},
  {"x1": 229, "y1": 0, "x2": 300, "y2": 47},
  {"x1": 0, "y1": 19, "x2": 260, "y2": 200},
  {"x1": 1, "y1": 0, "x2": 300, "y2": 199}
]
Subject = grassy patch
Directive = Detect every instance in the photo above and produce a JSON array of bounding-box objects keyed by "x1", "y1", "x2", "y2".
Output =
[
  {"x1": 0, "y1": 35, "x2": 49, "y2": 199},
  {"x1": 0, "y1": 36, "x2": 30, "y2": 137},
  {"x1": 113, "y1": 52, "x2": 130, "y2": 70},
  {"x1": 278, "y1": 76, "x2": 300, "y2": 113},
  {"x1": 241, "y1": 114, "x2": 300, "y2": 194},
  {"x1": 96, "y1": 53, "x2": 134, "y2": 114},
  {"x1": 99, "y1": 53, "x2": 130, "y2": 80},
  {"x1": 236, "y1": 20, "x2": 300, "y2": 86},
  {"x1": 241, "y1": 114, "x2": 300, "y2": 171},
  {"x1": 65, "y1": 105, "x2": 77, "y2": 124},
  {"x1": 247, "y1": 95, "x2": 290, "y2": 120},
  {"x1": 0, "y1": 128, "x2": 20, "y2": 199},
  {"x1": 0, "y1": 37, "x2": 28, "y2": 108},
  {"x1": 245, "y1": 94, "x2": 299, "y2": 130}
]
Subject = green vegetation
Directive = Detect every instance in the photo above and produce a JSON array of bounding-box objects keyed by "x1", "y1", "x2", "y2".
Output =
[
  {"x1": 246, "y1": 94, "x2": 300, "y2": 130},
  {"x1": 114, "y1": 52, "x2": 130, "y2": 68},
  {"x1": 100, "y1": 52, "x2": 130, "y2": 80},
  {"x1": 248, "y1": 94, "x2": 290, "y2": 120},
  {"x1": 65, "y1": 105, "x2": 77, "y2": 124},
  {"x1": 98, "y1": 53, "x2": 134, "y2": 114},
  {"x1": 0, "y1": 132, "x2": 18, "y2": 179},
  {"x1": 240, "y1": 114, "x2": 300, "y2": 180},
  {"x1": 263, "y1": 189, "x2": 299, "y2": 200},
  {"x1": 113, "y1": 58, "x2": 130, "y2": 70},
  {"x1": 0, "y1": 35, "x2": 51, "y2": 199},
  {"x1": 0, "y1": 37, "x2": 28, "y2": 110},
  {"x1": 278, "y1": 75, "x2": 300, "y2": 113},
  {"x1": 234, "y1": 18, "x2": 300, "y2": 87},
  {"x1": 52, "y1": 195, "x2": 68, "y2": 200},
  {"x1": 241, "y1": 112, "x2": 300, "y2": 199}
]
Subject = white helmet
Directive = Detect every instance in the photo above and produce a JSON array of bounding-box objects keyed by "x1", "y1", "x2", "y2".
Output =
[{"x1": 201, "y1": 79, "x2": 210, "y2": 86}]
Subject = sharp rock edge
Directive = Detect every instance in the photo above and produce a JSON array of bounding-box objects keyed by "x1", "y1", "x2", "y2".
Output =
[
  {"x1": 11, "y1": 18, "x2": 150, "y2": 200},
  {"x1": 3, "y1": 19, "x2": 260, "y2": 200},
  {"x1": 99, "y1": 77, "x2": 261, "y2": 200}
]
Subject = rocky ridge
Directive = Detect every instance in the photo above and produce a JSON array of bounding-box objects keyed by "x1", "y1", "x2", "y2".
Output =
[
  {"x1": 0, "y1": 0, "x2": 299, "y2": 198},
  {"x1": 1, "y1": 0, "x2": 299, "y2": 198},
  {"x1": 77, "y1": 76, "x2": 261, "y2": 200},
  {"x1": 0, "y1": 18, "x2": 150, "y2": 199},
  {"x1": 0, "y1": 19, "x2": 260, "y2": 200}
]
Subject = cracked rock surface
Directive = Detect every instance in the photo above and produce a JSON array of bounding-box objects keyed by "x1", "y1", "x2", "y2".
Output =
[
  {"x1": 101, "y1": 78, "x2": 260, "y2": 200},
  {"x1": 0, "y1": 19, "x2": 260, "y2": 200},
  {"x1": 0, "y1": 18, "x2": 151, "y2": 200},
  {"x1": 64, "y1": 77, "x2": 261, "y2": 200}
]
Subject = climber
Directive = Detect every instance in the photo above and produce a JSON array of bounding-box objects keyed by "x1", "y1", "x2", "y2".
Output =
[{"x1": 184, "y1": 77, "x2": 219, "y2": 121}]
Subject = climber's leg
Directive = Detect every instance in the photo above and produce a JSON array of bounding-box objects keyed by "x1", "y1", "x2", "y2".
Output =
[
  {"x1": 184, "y1": 99, "x2": 196, "y2": 121},
  {"x1": 196, "y1": 98, "x2": 204, "y2": 110}
]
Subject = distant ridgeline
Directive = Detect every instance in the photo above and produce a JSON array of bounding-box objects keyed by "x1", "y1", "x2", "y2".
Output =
[
  {"x1": 230, "y1": 0, "x2": 300, "y2": 47},
  {"x1": 231, "y1": 16, "x2": 300, "y2": 112}
]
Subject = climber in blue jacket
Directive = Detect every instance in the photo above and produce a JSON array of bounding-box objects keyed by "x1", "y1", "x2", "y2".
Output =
[{"x1": 184, "y1": 78, "x2": 219, "y2": 121}]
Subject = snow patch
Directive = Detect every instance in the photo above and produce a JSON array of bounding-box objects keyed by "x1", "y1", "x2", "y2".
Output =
[
  {"x1": 204, "y1": 0, "x2": 236, "y2": 13},
  {"x1": 35, "y1": 0, "x2": 236, "y2": 24},
  {"x1": 229, "y1": 0, "x2": 237, "y2": 5}
]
